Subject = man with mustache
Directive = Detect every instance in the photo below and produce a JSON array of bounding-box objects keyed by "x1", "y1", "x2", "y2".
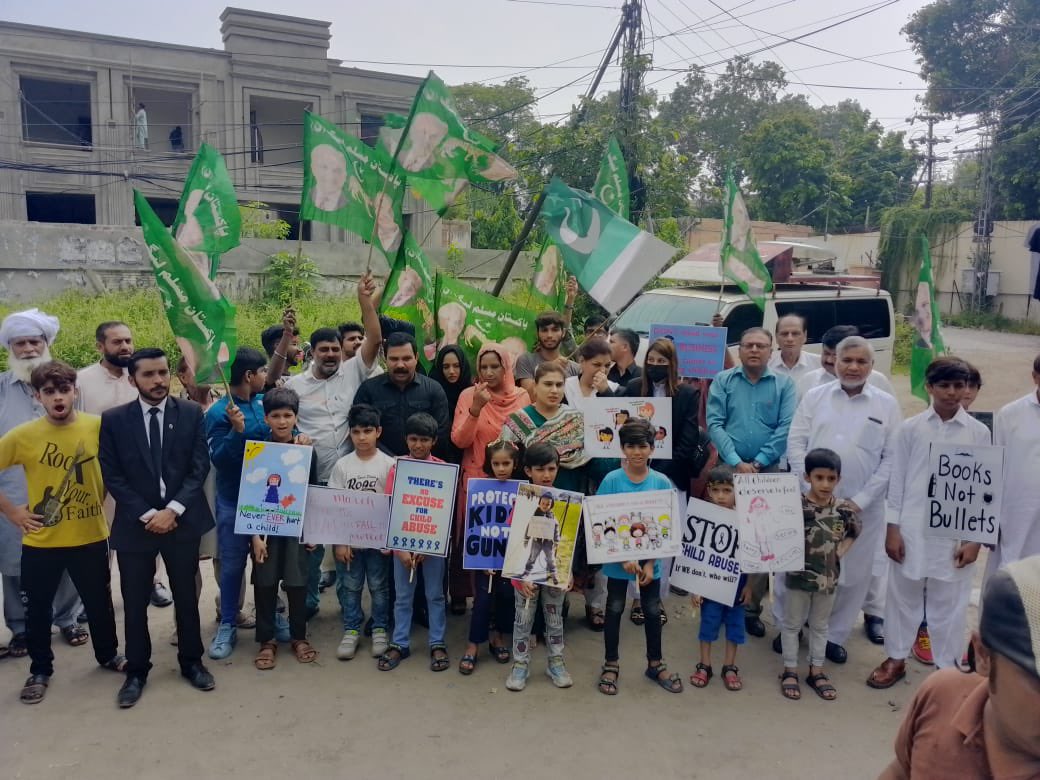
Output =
[{"x1": 0, "y1": 309, "x2": 84, "y2": 659}]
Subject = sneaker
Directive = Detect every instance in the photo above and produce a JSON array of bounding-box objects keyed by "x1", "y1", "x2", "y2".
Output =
[
  {"x1": 546, "y1": 656, "x2": 573, "y2": 688},
  {"x1": 912, "y1": 624, "x2": 934, "y2": 665},
  {"x1": 371, "y1": 629, "x2": 389, "y2": 658},
  {"x1": 208, "y1": 623, "x2": 237, "y2": 660},
  {"x1": 337, "y1": 630, "x2": 361, "y2": 660},
  {"x1": 506, "y1": 661, "x2": 530, "y2": 691},
  {"x1": 274, "y1": 612, "x2": 291, "y2": 643}
]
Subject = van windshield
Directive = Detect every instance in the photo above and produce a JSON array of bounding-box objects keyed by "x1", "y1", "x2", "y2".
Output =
[{"x1": 613, "y1": 292, "x2": 722, "y2": 335}]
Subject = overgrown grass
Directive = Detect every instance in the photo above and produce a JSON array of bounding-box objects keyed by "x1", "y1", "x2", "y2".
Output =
[
  {"x1": 892, "y1": 318, "x2": 913, "y2": 375},
  {"x1": 0, "y1": 289, "x2": 360, "y2": 372},
  {"x1": 945, "y1": 310, "x2": 1040, "y2": 336}
]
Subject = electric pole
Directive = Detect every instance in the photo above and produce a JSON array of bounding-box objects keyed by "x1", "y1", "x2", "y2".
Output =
[
  {"x1": 616, "y1": 0, "x2": 644, "y2": 222},
  {"x1": 909, "y1": 113, "x2": 949, "y2": 208}
]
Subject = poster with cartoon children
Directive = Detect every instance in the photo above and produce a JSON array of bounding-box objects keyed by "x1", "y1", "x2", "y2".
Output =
[
  {"x1": 734, "y1": 473, "x2": 804, "y2": 573},
  {"x1": 234, "y1": 441, "x2": 314, "y2": 538},
  {"x1": 581, "y1": 397, "x2": 673, "y2": 459},
  {"x1": 502, "y1": 483, "x2": 583, "y2": 587},
  {"x1": 582, "y1": 489, "x2": 681, "y2": 564}
]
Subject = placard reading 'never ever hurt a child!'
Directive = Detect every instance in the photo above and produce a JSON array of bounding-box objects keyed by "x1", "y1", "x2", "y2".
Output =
[{"x1": 234, "y1": 441, "x2": 313, "y2": 538}]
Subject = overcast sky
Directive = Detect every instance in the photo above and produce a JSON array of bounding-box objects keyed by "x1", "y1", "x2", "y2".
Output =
[{"x1": 2, "y1": 0, "x2": 972, "y2": 170}]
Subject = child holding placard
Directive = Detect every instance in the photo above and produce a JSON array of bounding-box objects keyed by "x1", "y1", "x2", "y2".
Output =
[
  {"x1": 506, "y1": 443, "x2": 573, "y2": 692},
  {"x1": 328, "y1": 404, "x2": 395, "y2": 661},
  {"x1": 250, "y1": 388, "x2": 319, "y2": 670},
  {"x1": 596, "y1": 419, "x2": 683, "y2": 696},
  {"x1": 689, "y1": 464, "x2": 750, "y2": 692},
  {"x1": 378, "y1": 413, "x2": 450, "y2": 673},
  {"x1": 460, "y1": 440, "x2": 521, "y2": 675}
]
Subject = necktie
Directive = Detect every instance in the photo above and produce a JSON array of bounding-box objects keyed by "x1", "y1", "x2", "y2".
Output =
[{"x1": 148, "y1": 407, "x2": 162, "y2": 479}]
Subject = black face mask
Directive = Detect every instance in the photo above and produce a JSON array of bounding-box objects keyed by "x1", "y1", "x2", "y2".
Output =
[{"x1": 645, "y1": 365, "x2": 669, "y2": 384}]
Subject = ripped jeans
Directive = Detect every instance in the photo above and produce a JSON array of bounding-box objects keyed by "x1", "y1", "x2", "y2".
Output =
[{"x1": 511, "y1": 586, "x2": 565, "y2": 664}]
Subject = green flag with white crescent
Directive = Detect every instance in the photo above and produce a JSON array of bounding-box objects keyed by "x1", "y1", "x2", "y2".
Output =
[
  {"x1": 592, "y1": 136, "x2": 629, "y2": 220},
  {"x1": 171, "y1": 143, "x2": 241, "y2": 280},
  {"x1": 910, "y1": 234, "x2": 946, "y2": 401},
  {"x1": 380, "y1": 230, "x2": 437, "y2": 369},
  {"x1": 720, "y1": 173, "x2": 773, "y2": 311},
  {"x1": 301, "y1": 111, "x2": 404, "y2": 264},
  {"x1": 135, "y1": 190, "x2": 236, "y2": 383},
  {"x1": 539, "y1": 178, "x2": 674, "y2": 314}
]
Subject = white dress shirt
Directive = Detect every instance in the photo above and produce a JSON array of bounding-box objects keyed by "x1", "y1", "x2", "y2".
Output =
[
  {"x1": 993, "y1": 390, "x2": 1040, "y2": 564},
  {"x1": 887, "y1": 406, "x2": 991, "y2": 581},
  {"x1": 796, "y1": 365, "x2": 896, "y2": 400},
  {"x1": 767, "y1": 349, "x2": 821, "y2": 383},
  {"x1": 138, "y1": 397, "x2": 185, "y2": 520},
  {"x1": 563, "y1": 375, "x2": 618, "y2": 408},
  {"x1": 77, "y1": 361, "x2": 138, "y2": 415},
  {"x1": 788, "y1": 381, "x2": 902, "y2": 585}
]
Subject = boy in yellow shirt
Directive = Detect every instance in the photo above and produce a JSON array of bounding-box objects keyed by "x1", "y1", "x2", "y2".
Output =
[{"x1": 0, "y1": 361, "x2": 125, "y2": 704}]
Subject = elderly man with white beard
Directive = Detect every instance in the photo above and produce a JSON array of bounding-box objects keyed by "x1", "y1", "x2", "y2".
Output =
[
  {"x1": 779, "y1": 336, "x2": 902, "y2": 664},
  {"x1": 0, "y1": 309, "x2": 85, "y2": 657}
]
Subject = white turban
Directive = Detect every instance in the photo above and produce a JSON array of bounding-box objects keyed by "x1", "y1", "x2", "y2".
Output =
[{"x1": 0, "y1": 308, "x2": 60, "y2": 348}]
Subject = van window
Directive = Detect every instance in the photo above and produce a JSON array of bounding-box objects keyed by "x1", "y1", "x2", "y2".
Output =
[
  {"x1": 613, "y1": 292, "x2": 720, "y2": 336},
  {"x1": 835, "y1": 298, "x2": 891, "y2": 339},
  {"x1": 722, "y1": 303, "x2": 763, "y2": 344},
  {"x1": 774, "y1": 300, "x2": 837, "y2": 344}
]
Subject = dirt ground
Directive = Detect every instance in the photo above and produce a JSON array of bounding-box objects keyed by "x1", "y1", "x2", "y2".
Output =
[{"x1": 1, "y1": 327, "x2": 1037, "y2": 780}]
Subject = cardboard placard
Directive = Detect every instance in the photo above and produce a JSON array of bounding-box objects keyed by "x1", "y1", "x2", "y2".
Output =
[
  {"x1": 385, "y1": 458, "x2": 459, "y2": 557},
  {"x1": 734, "y1": 472, "x2": 804, "y2": 573},
  {"x1": 234, "y1": 441, "x2": 313, "y2": 537},
  {"x1": 581, "y1": 397, "x2": 673, "y2": 459},
  {"x1": 582, "y1": 489, "x2": 681, "y2": 564},
  {"x1": 649, "y1": 323, "x2": 727, "y2": 378},
  {"x1": 670, "y1": 497, "x2": 741, "y2": 606},
  {"x1": 501, "y1": 483, "x2": 583, "y2": 588},
  {"x1": 463, "y1": 479, "x2": 523, "y2": 570},
  {"x1": 302, "y1": 486, "x2": 391, "y2": 548},
  {"x1": 925, "y1": 443, "x2": 1004, "y2": 546}
]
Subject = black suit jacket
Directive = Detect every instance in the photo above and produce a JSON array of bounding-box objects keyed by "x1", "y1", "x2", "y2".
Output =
[
  {"x1": 100, "y1": 396, "x2": 214, "y2": 553},
  {"x1": 622, "y1": 378, "x2": 708, "y2": 490}
]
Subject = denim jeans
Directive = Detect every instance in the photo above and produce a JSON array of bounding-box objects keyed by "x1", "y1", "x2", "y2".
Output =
[
  {"x1": 605, "y1": 576, "x2": 662, "y2": 663},
  {"x1": 336, "y1": 549, "x2": 390, "y2": 632},
  {"x1": 391, "y1": 555, "x2": 446, "y2": 650},
  {"x1": 512, "y1": 586, "x2": 565, "y2": 664},
  {"x1": 216, "y1": 494, "x2": 250, "y2": 625}
]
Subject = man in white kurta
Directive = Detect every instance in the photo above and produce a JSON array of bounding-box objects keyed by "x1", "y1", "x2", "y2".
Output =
[
  {"x1": 782, "y1": 337, "x2": 901, "y2": 662},
  {"x1": 795, "y1": 325, "x2": 895, "y2": 400},
  {"x1": 867, "y1": 359, "x2": 991, "y2": 688},
  {"x1": 987, "y1": 355, "x2": 1040, "y2": 578}
]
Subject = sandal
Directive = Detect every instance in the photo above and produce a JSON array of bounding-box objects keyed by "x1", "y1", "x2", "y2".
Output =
[
  {"x1": 291, "y1": 639, "x2": 318, "y2": 664},
  {"x1": 689, "y1": 663, "x2": 713, "y2": 688},
  {"x1": 598, "y1": 663, "x2": 619, "y2": 695},
  {"x1": 629, "y1": 605, "x2": 645, "y2": 626},
  {"x1": 254, "y1": 641, "x2": 277, "y2": 671},
  {"x1": 807, "y1": 671, "x2": 837, "y2": 700},
  {"x1": 377, "y1": 644, "x2": 410, "y2": 671},
  {"x1": 101, "y1": 654, "x2": 128, "y2": 673},
  {"x1": 489, "y1": 642, "x2": 511, "y2": 664},
  {"x1": 646, "y1": 662, "x2": 683, "y2": 693},
  {"x1": 458, "y1": 654, "x2": 477, "y2": 675},
  {"x1": 780, "y1": 669, "x2": 801, "y2": 700},
  {"x1": 20, "y1": 673, "x2": 49, "y2": 704},
  {"x1": 9, "y1": 633, "x2": 28, "y2": 657},
  {"x1": 585, "y1": 605, "x2": 606, "y2": 632},
  {"x1": 721, "y1": 664, "x2": 743, "y2": 691},
  {"x1": 660, "y1": 610, "x2": 669, "y2": 626},
  {"x1": 430, "y1": 645, "x2": 450, "y2": 672},
  {"x1": 867, "y1": 658, "x2": 906, "y2": 689},
  {"x1": 0, "y1": 645, "x2": 7, "y2": 660},
  {"x1": 60, "y1": 624, "x2": 89, "y2": 647}
]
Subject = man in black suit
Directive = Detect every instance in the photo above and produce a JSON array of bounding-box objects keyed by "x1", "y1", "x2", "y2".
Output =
[{"x1": 99, "y1": 348, "x2": 215, "y2": 708}]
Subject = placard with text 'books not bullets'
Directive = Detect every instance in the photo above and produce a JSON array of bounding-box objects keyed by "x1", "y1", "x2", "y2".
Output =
[
  {"x1": 925, "y1": 442, "x2": 1004, "y2": 546},
  {"x1": 386, "y1": 458, "x2": 459, "y2": 557}
]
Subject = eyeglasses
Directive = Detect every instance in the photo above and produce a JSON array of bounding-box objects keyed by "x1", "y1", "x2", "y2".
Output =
[{"x1": 740, "y1": 343, "x2": 770, "y2": 350}]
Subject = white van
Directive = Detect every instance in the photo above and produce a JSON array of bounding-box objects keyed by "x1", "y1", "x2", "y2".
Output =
[{"x1": 611, "y1": 282, "x2": 896, "y2": 376}]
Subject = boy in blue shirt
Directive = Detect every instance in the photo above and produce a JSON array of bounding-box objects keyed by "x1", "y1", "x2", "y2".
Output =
[{"x1": 597, "y1": 419, "x2": 683, "y2": 695}]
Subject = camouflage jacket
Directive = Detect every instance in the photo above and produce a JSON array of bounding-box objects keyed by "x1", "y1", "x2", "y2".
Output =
[{"x1": 786, "y1": 495, "x2": 861, "y2": 594}]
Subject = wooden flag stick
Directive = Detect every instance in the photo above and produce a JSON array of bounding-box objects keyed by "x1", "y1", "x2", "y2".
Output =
[
  {"x1": 409, "y1": 563, "x2": 416, "y2": 584},
  {"x1": 488, "y1": 573, "x2": 494, "y2": 594}
]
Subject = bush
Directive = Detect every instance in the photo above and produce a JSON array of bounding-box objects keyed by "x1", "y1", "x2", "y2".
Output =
[
  {"x1": 891, "y1": 318, "x2": 913, "y2": 375},
  {"x1": 0, "y1": 289, "x2": 361, "y2": 372}
]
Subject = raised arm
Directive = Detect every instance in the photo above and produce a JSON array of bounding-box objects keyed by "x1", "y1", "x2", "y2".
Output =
[{"x1": 358, "y1": 271, "x2": 383, "y2": 368}]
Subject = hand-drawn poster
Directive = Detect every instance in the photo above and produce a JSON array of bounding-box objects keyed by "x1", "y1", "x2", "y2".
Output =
[
  {"x1": 386, "y1": 458, "x2": 459, "y2": 557},
  {"x1": 671, "y1": 497, "x2": 741, "y2": 605},
  {"x1": 234, "y1": 441, "x2": 313, "y2": 537},
  {"x1": 581, "y1": 397, "x2": 673, "y2": 459},
  {"x1": 734, "y1": 473, "x2": 804, "y2": 573},
  {"x1": 463, "y1": 478, "x2": 523, "y2": 570},
  {"x1": 501, "y1": 483, "x2": 583, "y2": 588},
  {"x1": 582, "y1": 488, "x2": 681, "y2": 564},
  {"x1": 925, "y1": 442, "x2": 1004, "y2": 546},
  {"x1": 302, "y1": 486, "x2": 391, "y2": 548}
]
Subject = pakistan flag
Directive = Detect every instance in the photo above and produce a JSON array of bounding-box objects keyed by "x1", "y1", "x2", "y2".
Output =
[
  {"x1": 301, "y1": 112, "x2": 404, "y2": 264},
  {"x1": 433, "y1": 274, "x2": 535, "y2": 371},
  {"x1": 592, "y1": 136, "x2": 629, "y2": 220},
  {"x1": 540, "y1": 178, "x2": 674, "y2": 314},
  {"x1": 720, "y1": 173, "x2": 773, "y2": 311},
  {"x1": 381, "y1": 230, "x2": 437, "y2": 369}
]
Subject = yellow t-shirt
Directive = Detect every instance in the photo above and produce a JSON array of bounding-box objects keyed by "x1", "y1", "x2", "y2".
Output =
[{"x1": 0, "y1": 413, "x2": 108, "y2": 549}]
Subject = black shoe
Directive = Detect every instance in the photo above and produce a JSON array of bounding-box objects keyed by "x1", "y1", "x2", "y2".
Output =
[
  {"x1": 118, "y1": 677, "x2": 145, "y2": 708},
  {"x1": 745, "y1": 616, "x2": 766, "y2": 638},
  {"x1": 825, "y1": 641, "x2": 848, "y2": 664},
  {"x1": 150, "y1": 582, "x2": 173, "y2": 608},
  {"x1": 771, "y1": 630, "x2": 803, "y2": 654},
  {"x1": 864, "y1": 615, "x2": 885, "y2": 645},
  {"x1": 181, "y1": 663, "x2": 216, "y2": 691},
  {"x1": 306, "y1": 604, "x2": 320, "y2": 621},
  {"x1": 77, "y1": 611, "x2": 89, "y2": 624},
  {"x1": 318, "y1": 571, "x2": 336, "y2": 592}
]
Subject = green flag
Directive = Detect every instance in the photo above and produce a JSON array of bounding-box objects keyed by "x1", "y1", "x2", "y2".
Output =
[
  {"x1": 136, "y1": 191, "x2": 236, "y2": 383},
  {"x1": 380, "y1": 230, "x2": 438, "y2": 369},
  {"x1": 171, "y1": 143, "x2": 241, "y2": 280},
  {"x1": 378, "y1": 113, "x2": 468, "y2": 216},
  {"x1": 528, "y1": 237, "x2": 567, "y2": 312},
  {"x1": 301, "y1": 111, "x2": 404, "y2": 264},
  {"x1": 433, "y1": 274, "x2": 536, "y2": 370},
  {"x1": 392, "y1": 72, "x2": 517, "y2": 184},
  {"x1": 720, "y1": 173, "x2": 773, "y2": 311},
  {"x1": 910, "y1": 234, "x2": 946, "y2": 401},
  {"x1": 540, "y1": 178, "x2": 675, "y2": 314},
  {"x1": 592, "y1": 136, "x2": 629, "y2": 220}
]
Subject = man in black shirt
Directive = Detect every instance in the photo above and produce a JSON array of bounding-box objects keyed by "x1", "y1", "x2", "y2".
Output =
[{"x1": 607, "y1": 328, "x2": 643, "y2": 386}]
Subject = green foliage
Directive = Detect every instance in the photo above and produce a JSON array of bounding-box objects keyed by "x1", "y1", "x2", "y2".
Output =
[
  {"x1": 264, "y1": 250, "x2": 321, "y2": 308},
  {"x1": 0, "y1": 290, "x2": 360, "y2": 372},
  {"x1": 892, "y1": 318, "x2": 914, "y2": 375},
  {"x1": 877, "y1": 206, "x2": 969, "y2": 305},
  {"x1": 239, "y1": 201, "x2": 291, "y2": 240},
  {"x1": 445, "y1": 242, "x2": 465, "y2": 276},
  {"x1": 945, "y1": 310, "x2": 1040, "y2": 336}
]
